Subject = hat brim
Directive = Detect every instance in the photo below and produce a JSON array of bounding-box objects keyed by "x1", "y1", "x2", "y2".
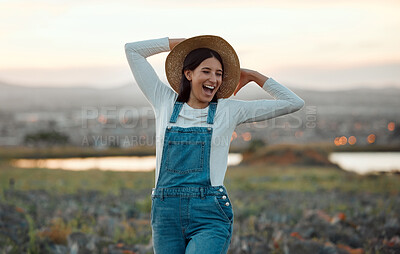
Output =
[{"x1": 165, "y1": 35, "x2": 240, "y2": 99}]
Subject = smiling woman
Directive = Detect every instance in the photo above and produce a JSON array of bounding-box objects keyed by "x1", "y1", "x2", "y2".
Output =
[
  {"x1": 125, "y1": 35, "x2": 304, "y2": 254},
  {"x1": 180, "y1": 49, "x2": 224, "y2": 108}
]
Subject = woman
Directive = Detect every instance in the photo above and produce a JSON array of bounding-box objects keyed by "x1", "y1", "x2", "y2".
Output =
[{"x1": 125, "y1": 35, "x2": 304, "y2": 254}]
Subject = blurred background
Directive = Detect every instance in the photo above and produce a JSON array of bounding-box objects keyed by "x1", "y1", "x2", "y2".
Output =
[{"x1": 0, "y1": 0, "x2": 399, "y2": 253}]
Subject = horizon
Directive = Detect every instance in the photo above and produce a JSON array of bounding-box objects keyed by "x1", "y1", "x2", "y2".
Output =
[{"x1": 1, "y1": 77, "x2": 400, "y2": 93}]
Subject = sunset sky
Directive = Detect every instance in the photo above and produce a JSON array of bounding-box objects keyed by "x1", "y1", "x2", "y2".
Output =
[{"x1": 1, "y1": 0, "x2": 399, "y2": 90}]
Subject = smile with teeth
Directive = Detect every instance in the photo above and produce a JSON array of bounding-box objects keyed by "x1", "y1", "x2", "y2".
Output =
[
  {"x1": 202, "y1": 84, "x2": 217, "y2": 97},
  {"x1": 203, "y1": 85, "x2": 215, "y2": 90}
]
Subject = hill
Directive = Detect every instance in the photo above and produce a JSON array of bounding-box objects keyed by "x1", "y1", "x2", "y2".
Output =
[{"x1": 1, "y1": 80, "x2": 400, "y2": 115}]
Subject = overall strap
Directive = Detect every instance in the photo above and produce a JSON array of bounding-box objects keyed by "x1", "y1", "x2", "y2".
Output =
[
  {"x1": 207, "y1": 102, "x2": 218, "y2": 124},
  {"x1": 169, "y1": 101, "x2": 183, "y2": 123}
]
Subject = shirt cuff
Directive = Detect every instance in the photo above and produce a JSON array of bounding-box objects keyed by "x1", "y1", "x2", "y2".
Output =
[
  {"x1": 262, "y1": 77, "x2": 276, "y2": 89},
  {"x1": 161, "y1": 37, "x2": 170, "y2": 51}
]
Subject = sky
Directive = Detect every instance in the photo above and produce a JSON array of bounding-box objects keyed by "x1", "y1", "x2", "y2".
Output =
[{"x1": 1, "y1": 0, "x2": 399, "y2": 91}]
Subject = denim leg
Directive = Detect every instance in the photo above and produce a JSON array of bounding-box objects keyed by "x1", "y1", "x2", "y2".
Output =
[
  {"x1": 185, "y1": 230, "x2": 232, "y2": 254},
  {"x1": 151, "y1": 197, "x2": 186, "y2": 254},
  {"x1": 184, "y1": 196, "x2": 233, "y2": 254}
]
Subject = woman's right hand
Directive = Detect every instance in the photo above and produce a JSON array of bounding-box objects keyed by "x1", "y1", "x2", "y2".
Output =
[{"x1": 169, "y1": 38, "x2": 186, "y2": 50}]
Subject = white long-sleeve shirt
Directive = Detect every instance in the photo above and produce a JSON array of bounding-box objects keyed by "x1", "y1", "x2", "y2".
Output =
[{"x1": 125, "y1": 37, "x2": 305, "y2": 187}]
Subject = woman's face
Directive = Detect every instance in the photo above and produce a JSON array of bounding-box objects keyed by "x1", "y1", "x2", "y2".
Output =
[{"x1": 185, "y1": 57, "x2": 223, "y2": 108}]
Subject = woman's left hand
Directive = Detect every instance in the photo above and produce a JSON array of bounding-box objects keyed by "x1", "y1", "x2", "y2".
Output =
[
  {"x1": 234, "y1": 68, "x2": 254, "y2": 96},
  {"x1": 233, "y1": 68, "x2": 269, "y2": 96}
]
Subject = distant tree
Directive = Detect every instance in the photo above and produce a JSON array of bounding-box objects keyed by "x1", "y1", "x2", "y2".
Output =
[
  {"x1": 24, "y1": 130, "x2": 70, "y2": 147},
  {"x1": 245, "y1": 139, "x2": 267, "y2": 153}
]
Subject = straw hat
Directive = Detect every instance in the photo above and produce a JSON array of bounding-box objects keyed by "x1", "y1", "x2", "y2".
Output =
[{"x1": 165, "y1": 35, "x2": 240, "y2": 99}]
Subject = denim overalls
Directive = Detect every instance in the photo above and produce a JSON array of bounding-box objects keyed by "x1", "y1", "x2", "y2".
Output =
[{"x1": 151, "y1": 101, "x2": 234, "y2": 254}]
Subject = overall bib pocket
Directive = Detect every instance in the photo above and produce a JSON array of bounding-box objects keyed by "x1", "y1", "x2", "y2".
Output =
[{"x1": 164, "y1": 140, "x2": 205, "y2": 174}]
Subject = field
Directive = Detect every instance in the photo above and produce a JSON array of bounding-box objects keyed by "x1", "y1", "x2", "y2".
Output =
[{"x1": 1, "y1": 155, "x2": 400, "y2": 253}]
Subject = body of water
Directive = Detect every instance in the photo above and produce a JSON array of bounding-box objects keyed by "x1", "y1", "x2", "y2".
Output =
[
  {"x1": 11, "y1": 154, "x2": 243, "y2": 172},
  {"x1": 329, "y1": 152, "x2": 400, "y2": 174},
  {"x1": 11, "y1": 152, "x2": 400, "y2": 174}
]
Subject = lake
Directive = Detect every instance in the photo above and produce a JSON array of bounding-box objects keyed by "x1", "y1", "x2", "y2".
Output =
[
  {"x1": 329, "y1": 152, "x2": 400, "y2": 174},
  {"x1": 11, "y1": 152, "x2": 400, "y2": 174},
  {"x1": 11, "y1": 153, "x2": 243, "y2": 172}
]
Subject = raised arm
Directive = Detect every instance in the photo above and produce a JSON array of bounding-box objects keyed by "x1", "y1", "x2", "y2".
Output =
[
  {"x1": 169, "y1": 38, "x2": 186, "y2": 50},
  {"x1": 124, "y1": 38, "x2": 184, "y2": 109},
  {"x1": 234, "y1": 68, "x2": 269, "y2": 96},
  {"x1": 232, "y1": 68, "x2": 305, "y2": 124}
]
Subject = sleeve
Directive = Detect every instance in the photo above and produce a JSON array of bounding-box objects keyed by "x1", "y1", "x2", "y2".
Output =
[
  {"x1": 124, "y1": 37, "x2": 177, "y2": 110},
  {"x1": 232, "y1": 77, "x2": 305, "y2": 125}
]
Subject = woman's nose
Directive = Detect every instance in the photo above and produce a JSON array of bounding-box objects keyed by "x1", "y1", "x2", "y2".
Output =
[{"x1": 209, "y1": 73, "x2": 217, "y2": 83}]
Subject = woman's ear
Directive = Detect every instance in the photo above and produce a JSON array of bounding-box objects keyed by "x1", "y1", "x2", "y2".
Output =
[{"x1": 184, "y1": 70, "x2": 192, "y2": 81}]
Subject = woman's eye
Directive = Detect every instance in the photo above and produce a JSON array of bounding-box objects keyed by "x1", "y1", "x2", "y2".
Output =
[
  {"x1": 216, "y1": 73, "x2": 222, "y2": 77},
  {"x1": 202, "y1": 71, "x2": 210, "y2": 74}
]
